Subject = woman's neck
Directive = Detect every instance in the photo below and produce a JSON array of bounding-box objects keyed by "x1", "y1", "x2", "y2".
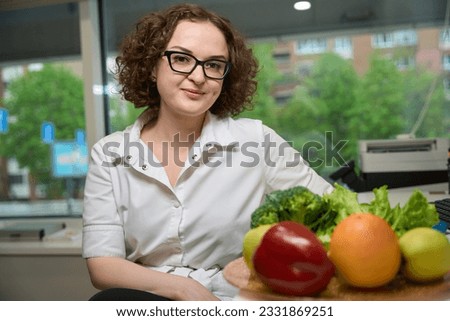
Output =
[{"x1": 142, "y1": 110, "x2": 206, "y2": 145}]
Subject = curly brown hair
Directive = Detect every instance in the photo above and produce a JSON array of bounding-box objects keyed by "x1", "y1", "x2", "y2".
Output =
[{"x1": 115, "y1": 3, "x2": 259, "y2": 118}]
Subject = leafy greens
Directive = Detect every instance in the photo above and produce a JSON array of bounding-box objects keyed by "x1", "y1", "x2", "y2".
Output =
[{"x1": 251, "y1": 183, "x2": 440, "y2": 247}]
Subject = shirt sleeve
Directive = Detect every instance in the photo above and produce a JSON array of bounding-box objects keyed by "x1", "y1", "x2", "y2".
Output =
[
  {"x1": 261, "y1": 125, "x2": 334, "y2": 196},
  {"x1": 82, "y1": 140, "x2": 126, "y2": 259}
]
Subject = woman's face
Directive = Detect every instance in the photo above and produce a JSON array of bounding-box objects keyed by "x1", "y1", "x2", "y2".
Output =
[{"x1": 154, "y1": 20, "x2": 229, "y2": 119}]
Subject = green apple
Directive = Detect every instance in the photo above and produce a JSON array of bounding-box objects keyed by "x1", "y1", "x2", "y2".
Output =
[
  {"x1": 399, "y1": 227, "x2": 450, "y2": 282},
  {"x1": 242, "y1": 224, "x2": 274, "y2": 271}
]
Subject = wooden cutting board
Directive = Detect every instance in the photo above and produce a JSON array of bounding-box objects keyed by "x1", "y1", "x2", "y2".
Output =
[{"x1": 223, "y1": 257, "x2": 450, "y2": 300}]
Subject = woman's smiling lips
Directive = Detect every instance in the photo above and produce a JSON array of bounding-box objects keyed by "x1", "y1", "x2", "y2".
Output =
[{"x1": 182, "y1": 88, "x2": 204, "y2": 99}]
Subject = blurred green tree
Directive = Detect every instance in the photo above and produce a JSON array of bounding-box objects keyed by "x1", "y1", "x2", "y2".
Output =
[
  {"x1": 0, "y1": 64, "x2": 84, "y2": 199},
  {"x1": 280, "y1": 53, "x2": 359, "y2": 171},
  {"x1": 401, "y1": 68, "x2": 448, "y2": 138},
  {"x1": 238, "y1": 42, "x2": 281, "y2": 129},
  {"x1": 108, "y1": 95, "x2": 142, "y2": 132},
  {"x1": 349, "y1": 54, "x2": 405, "y2": 142}
]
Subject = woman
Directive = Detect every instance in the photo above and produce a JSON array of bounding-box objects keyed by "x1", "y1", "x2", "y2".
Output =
[{"x1": 82, "y1": 3, "x2": 333, "y2": 301}]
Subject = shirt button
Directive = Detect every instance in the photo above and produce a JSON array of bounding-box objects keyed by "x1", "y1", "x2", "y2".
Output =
[{"x1": 173, "y1": 201, "x2": 180, "y2": 208}]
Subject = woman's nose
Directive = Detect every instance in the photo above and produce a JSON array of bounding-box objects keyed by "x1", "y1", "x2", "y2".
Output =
[{"x1": 187, "y1": 64, "x2": 206, "y2": 83}]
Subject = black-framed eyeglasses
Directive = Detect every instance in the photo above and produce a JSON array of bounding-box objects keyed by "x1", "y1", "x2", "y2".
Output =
[{"x1": 163, "y1": 51, "x2": 231, "y2": 80}]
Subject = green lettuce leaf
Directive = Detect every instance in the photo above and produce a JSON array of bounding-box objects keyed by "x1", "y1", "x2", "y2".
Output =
[
  {"x1": 366, "y1": 185, "x2": 392, "y2": 221},
  {"x1": 389, "y1": 189, "x2": 440, "y2": 237},
  {"x1": 322, "y1": 183, "x2": 364, "y2": 224},
  {"x1": 319, "y1": 183, "x2": 440, "y2": 241}
]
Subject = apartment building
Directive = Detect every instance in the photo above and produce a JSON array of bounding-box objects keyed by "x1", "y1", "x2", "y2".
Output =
[{"x1": 271, "y1": 27, "x2": 450, "y2": 103}]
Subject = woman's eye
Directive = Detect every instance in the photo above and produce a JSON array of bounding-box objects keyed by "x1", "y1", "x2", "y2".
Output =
[
  {"x1": 205, "y1": 61, "x2": 222, "y2": 70},
  {"x1": 173, "y1": 55, "x2": 191, "y2": 63}
]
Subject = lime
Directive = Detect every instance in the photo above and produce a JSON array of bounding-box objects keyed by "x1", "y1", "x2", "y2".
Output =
[{"x1": 399, "y1": 227, "x2": 450, "y2": 282}]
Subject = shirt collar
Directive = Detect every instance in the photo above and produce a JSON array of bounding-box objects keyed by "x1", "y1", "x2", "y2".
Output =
[
  {"x1": 127, "y1": 109, "x2": 154, "y2": 142},
  {"x1": 199, "y1": 112, "x2": 237, "y2": 148}
]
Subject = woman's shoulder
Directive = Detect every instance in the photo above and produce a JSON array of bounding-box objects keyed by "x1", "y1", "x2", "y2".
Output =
[
  {"x1": 229, "y1": 116, "x2": 263, "y2": 127},
  {"x1": 227, "y1": 116, "x2": 281, "y2": 142},
  {"x1": 95, "y1": 129, "x2": 126, "y2": 146},
  {"x1": 204, "y1": 113, "x2": 266, "y2": 145},
  {"x1": 94, "y1": 109, "x2": 153, "y2": 147},
  {"x1": 91, "y1": 123, "x2": 136, "y2": 150},
  {"x1": 225, "y1": 116, "x2": 265, "y2": 136}
]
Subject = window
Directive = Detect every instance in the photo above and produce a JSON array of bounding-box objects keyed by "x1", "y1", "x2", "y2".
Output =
[
  {"x1": 98, "y1": 1, "x2": 449, "y2": 178},
  {"x1": 440, "y1": 28, "x2": 450, "y2": 47},
  {"x1": 396, "y1": 56, "x2": 415, "y2": 70},
  {"x1": 296, "y1": 39, "x2": 328, "y2": 55},
  {"x1": 444, "y1": 77, "x2": 450, "y2": 99},
  {"x1": 0, "y1": 3, "x2": 86, "y2": 218},
  {"x1": 372, "y1": 33, "x2": 394, "y2": 48},
  {"x1": 297, "y1": 61, "x2": 314, "y2": 78},
  {"x1": 394, "y1": 30, "x2": 417, "y2": 46},
  {"x1": 274, "y1": 94, "x2": 292, "y2": 105},
  {"x1": 273, "y1": 52, "x2": 291, "y2": 73},
  {"x1": 443, "y1": 54, "x2": 450, "y2": 70},
  {"x1": 334, "y1": 37, "x2": 353, "y2": 58},
  {"x1": 273, "y1": 52, "x2": 291, "y2": 64},
  {"x1": 2, "y1": 2, "x2": 446, "y2": 220},
  {"x1": 372, "y1": 29, "x2": 417, "y2": 48},
  {"x1": 100, "y1": 2, "x2": 143, "y2": 133},
  {"x1": 270, "y1": 28, "x2": 446, "y2": 174}
]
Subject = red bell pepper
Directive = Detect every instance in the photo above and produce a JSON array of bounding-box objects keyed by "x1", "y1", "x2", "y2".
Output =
[{"x1": 253, "y1": 221, "x2": 335, "y2": 296}]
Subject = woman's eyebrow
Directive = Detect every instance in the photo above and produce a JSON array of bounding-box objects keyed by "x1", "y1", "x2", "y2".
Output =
[
  {"x1": 167, "y1": 45, "x2": 192, "y2": 53},
  {"x1": 168, "y1": 46, "x2": 228, "y2": 60},
  {"x1": 209, "y1": 55, "x2": 228, "y2": 60}
]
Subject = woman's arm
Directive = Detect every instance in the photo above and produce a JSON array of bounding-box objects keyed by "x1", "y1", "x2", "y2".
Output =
[
  {"x1": 261, "y1": 125, "x2": 334, "y2": 195},
  {"x1": 86, "y1": 257, "x2": 219, "y2": 301}
]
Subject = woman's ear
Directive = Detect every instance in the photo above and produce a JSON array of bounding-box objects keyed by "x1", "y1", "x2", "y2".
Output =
[{"x1": 150, "y1": 66, "x2": 158, "y2": 82}]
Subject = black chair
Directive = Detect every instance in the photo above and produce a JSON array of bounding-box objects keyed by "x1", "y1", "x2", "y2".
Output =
[{"x1": 89, "y1": 288, "x2": 172, "y2": 301}]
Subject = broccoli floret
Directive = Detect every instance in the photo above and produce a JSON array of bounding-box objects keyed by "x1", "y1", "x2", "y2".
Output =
[
  {"x1": 250, "y1": 186, "x2": 328, "y2": 229},
  {"x1": 250, "y1": 202, "x2": 280, "y2": 228}
]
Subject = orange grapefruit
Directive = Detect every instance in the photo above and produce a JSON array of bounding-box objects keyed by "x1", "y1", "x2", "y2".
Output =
[{"x1": 328, "y1": 213, "x2": 401, "y2": 288}]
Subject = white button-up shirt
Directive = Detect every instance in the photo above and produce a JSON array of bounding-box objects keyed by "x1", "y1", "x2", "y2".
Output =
[{"x1": 82, "y1": 110, "x2": 333, "y2": 300}]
